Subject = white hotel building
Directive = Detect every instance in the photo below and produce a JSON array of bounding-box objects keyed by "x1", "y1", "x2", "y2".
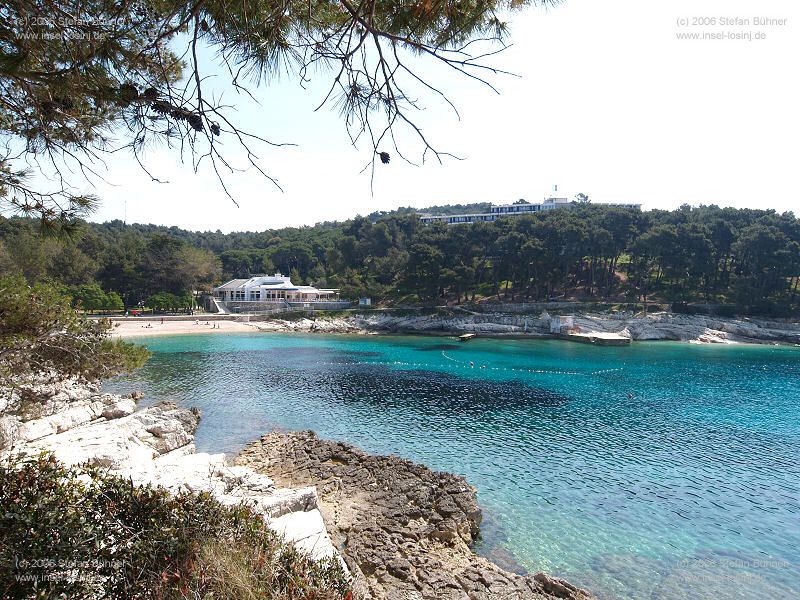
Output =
[
  {"x1": 212, "y1": 273, "x2": 347, "y2": 312},
  {"x1": 419, "y1": 189, "x2": 641, "y2": 225}
]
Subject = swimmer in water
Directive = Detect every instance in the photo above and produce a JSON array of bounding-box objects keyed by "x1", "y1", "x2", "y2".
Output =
[
  {"x1": 627, "y1": 393, "x2": 634, "y2": 400},
  {"x1": 470, "y1": 361, "x2": 474, "y2": 368}
]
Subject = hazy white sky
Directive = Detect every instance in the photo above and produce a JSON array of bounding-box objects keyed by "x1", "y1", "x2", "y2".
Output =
[{"x1": 83, "y1": 0, "x2": 798, "y2": 231}]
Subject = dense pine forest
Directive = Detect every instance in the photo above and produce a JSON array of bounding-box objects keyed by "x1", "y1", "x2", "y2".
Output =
[{"x1": 1, "y1": 203, "x2": 798, "y2": 316}]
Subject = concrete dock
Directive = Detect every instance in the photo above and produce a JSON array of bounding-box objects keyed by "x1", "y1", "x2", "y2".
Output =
[{"x1": 558, "y1": 331, "x2": 631, "y2": 346}]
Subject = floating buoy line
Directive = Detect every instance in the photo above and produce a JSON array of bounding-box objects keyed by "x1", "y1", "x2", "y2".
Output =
[
  {"x1": 440, "y1": 350, "x2": 624, "y2": 375},
  {"x1": 318, "y1": 352, "x2": 624, "y2": 377}
]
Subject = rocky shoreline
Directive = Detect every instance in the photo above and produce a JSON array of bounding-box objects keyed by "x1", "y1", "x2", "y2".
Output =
[
  {"x1": 238, "y1": 431, "x2": 593, "y2": 600},
  {"x1": 246, "y1": 310, "x2": 800, "y2": 345},
  {"x1": 108, "y1": 309, "x2": 800, "y2": 345},
  {"x1": 1, "y1": 379, "x2": 594, "y2": 600}
]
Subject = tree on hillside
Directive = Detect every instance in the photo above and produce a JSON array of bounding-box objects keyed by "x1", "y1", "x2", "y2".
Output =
[
  {"x1": 1, "y1": 0, "x2": 551, "y2": 230},
  {"x1": 145, "y1": 291, "x2": 192, "y2": 312},
  {"x1": 732, "y1": 224, "x2": 798, "y2": 306},
  {"x1": 48, "y1": 244, "x2": 99, "y2": 286},
  {"x1": 178, "y1": 246, "x2": 222, "y2": 293},
  {"x1": 0, "y1": 240, "x2": 16, "y2": 277},
  {"x1": 220, "y1": 250, "x2": 255, "y2": 279},
  {"x1": 71, "y1": 283, "x2": 125, "y2": 312},
  {"x1": 2, "y1": 229, "x2": 59, "y2": 283},
  {"x1": 268, "y1": 242, "x2": 314, "y2": 279},
  {"x1": 404, "y1": 243, "x2": 444, "y2": 301},
  {"x1": 95, "y1": 230, "x2": 147, "y2": 305},
  {"x1": 139, "y1": 234, "x2": 187, "y2": 296}
]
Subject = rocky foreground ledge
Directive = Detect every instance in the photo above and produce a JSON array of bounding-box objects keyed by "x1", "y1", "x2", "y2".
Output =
[
  {"x1": 238, "y1": 431, "x2": 593, "y2": 600},
  {"x1": 0, "y1": 380, "x2": 342, "y2": 567}
]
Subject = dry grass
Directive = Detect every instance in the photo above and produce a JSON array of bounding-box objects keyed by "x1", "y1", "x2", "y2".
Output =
[{"x1": 163, "y1": 537, "x2": 351, "y2": 600}]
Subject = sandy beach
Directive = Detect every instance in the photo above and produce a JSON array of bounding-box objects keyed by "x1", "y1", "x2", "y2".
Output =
[{"x1": 110, "y1": 318, "x2": 257, "y2": 338}]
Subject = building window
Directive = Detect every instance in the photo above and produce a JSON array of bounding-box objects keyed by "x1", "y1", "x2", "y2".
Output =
[{"x1": 249, "y1": 291, "x2": 261, "y2": 301}]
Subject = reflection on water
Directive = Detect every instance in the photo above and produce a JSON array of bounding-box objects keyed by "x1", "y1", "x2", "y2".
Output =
[
  {"x1": 106, "y1": 333, "x2": 800, "y2": 600},
  {"x1": 322, "y1": 367, "x2": 570, "y2": 412}
]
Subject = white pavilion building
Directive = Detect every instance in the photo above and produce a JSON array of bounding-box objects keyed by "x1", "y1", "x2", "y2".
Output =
[{"x1": 213, "y1": 273, "x2": 342, "y2": 307}]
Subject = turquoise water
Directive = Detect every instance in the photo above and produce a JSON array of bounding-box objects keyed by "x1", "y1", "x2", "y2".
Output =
[{"x1": 105, "y1": 334, "x2": 800, "y2": 599}]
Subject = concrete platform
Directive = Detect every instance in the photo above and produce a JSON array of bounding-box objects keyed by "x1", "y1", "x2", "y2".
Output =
[{"x1": 558, "y1": 331, "x2": 631, "y2": 346}]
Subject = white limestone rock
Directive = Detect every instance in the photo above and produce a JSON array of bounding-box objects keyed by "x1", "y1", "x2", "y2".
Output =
[
  {"x1": 0, "y1": 415, "x2": 20, "y2": 450},
  {"x1": 132, "y1": 405, "x2": 199, "y2": 454},
  {"x1": 21, "y1": 402, "x2": 199, "y2": 469},
  {"x1": 17, "y1": 398, "x2": 111, "y2": 442},
  {"x1": 269, "y1": 507, "x2": 339, "y2": 561},
  {"x1": 338, "y1": 310, "x2": 799, "y2": 344},
  {"x1": 253, "y1": 486, "x2": 318, "y2": 517},
  {"x1": 101, "y1": 398, "x2": 137, "y2": 419}
]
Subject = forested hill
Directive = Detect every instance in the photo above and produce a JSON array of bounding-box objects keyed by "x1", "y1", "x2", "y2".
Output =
[{"x1": 1, "y1": 203, "x2": 798, "y2": 316}]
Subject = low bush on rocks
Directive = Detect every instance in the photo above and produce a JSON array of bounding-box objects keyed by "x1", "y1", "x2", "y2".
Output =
[
  {"x1": 0, "y1": 275, "x2": 150, "y2": 392},
  {"x1": 0, "y1": 454, "x2": 351, "y2": 600}
]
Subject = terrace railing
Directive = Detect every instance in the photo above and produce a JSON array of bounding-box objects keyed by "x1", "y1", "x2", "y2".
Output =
[{"x1": 218, "y1": 300, "x2": 352, "y2": 314}]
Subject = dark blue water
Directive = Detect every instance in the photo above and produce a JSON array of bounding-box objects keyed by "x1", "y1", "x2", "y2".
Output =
[{"x1": 105, "y1": 334, "x2": 800, "y2": 599}]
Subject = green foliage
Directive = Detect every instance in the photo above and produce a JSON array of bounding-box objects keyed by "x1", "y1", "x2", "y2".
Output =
[
  {"x1": 145, "y1": 291, "x2": 193, "y2": 312},
  {"x1": 106, "y1": 291, "x2": 125, "y2": 311},
  {"x1": 2, "y1": 202, "x2": 800, "y2": 316},
  {"x1": 0, "y1": 275, "x2": 149, "y2": 387},
  {"x1": 70, "y1": 283, "x2": 124, "y2": 312},
  {"x1": 0, "y1": 454, "x2": 351, "y2": 600},
  {"x1": 0, "y1": 218, "x2": 222, "y2": 306}
]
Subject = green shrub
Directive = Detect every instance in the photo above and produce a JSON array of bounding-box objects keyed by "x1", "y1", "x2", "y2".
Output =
[
  {"x1": 0, "y1": 454, "x2": 351, "y2": 600},
  {"x1": 0, "y1": 276, "x2": 149, "y2": 388},
  {"x1": 145, "y1": 292, "x2": 193, "y2": 313},
  {"x1": 70, "y1": 284, "x2": 124, "y2": 312}
]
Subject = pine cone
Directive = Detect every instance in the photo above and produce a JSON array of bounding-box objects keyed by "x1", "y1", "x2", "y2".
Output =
[
  {"x1": 187, "y1": 114, "x2": 204, "y2": 131},
  {"x1": 117, "y1": 84, "x2": 139, "y2": 104}
]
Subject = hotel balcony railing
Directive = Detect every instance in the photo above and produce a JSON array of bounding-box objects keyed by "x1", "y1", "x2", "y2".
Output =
[
  {"x1": 216, "y1": 298, "x2": 342, "y2": 303},
  {"x1": 216, "y1": 299, "x2": 353, "y2": 314}
]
